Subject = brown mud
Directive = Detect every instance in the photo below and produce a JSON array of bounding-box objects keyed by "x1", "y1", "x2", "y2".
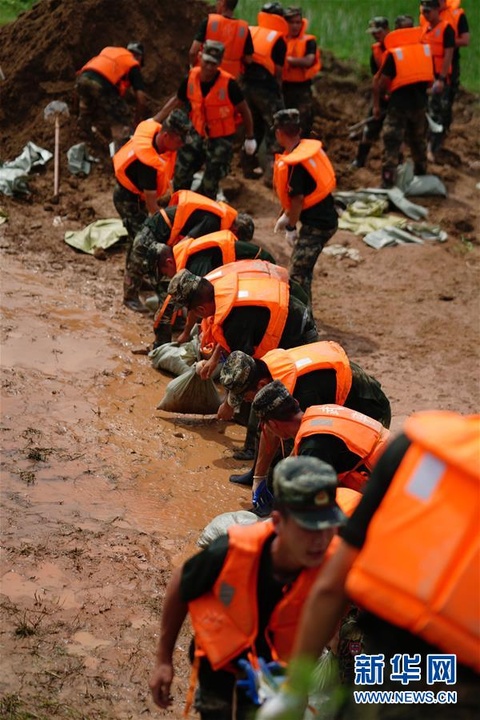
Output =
[{"x1": 1, "y1": 1, "x2": 479, "y2": 718}]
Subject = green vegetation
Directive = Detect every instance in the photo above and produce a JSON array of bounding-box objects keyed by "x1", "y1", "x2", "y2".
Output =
[
  {"x1": 0, "y1": 0, "x2": 35, "y2": 25},
  {"x1": 237, "y1": 0, "x2": 479, "y2": 93}
]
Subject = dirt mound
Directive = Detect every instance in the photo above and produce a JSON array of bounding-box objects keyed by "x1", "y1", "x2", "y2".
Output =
[{"x1": 0, "y1": 0, "x2": 209, "y2": 158}]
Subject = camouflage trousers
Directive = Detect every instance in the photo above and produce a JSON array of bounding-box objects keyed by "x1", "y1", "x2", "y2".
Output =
[
  {"x1": 282, "y1": 82, "x2": 315, "y2": 137},
  {"x1": 289, "y1": 223, "x2": 338, "y2": 305},
  {"x1": 427, "y1": 84, "x2": 452, "y2": 154},
  {"x1": 242, "y1": 82, "x2": 284, "y2": 180},
  {"x1": 75, "y1": 74, "x2": 131, "y2": 143},
  {"x1": 362, "y1": 96, "x2": 389, "y2": 143},
  {"x1": 382, "y1": 105, "x2": 427, "y2": 182},
  {"x1": 174, "y1": 130, "x2": 234, "y2": 200},
  {"x1": 112, "y1": 183, "x2": 149, "y2": 301},
  {"x1": 126, "y1": 224, "x2": 161, "y2": 299}
]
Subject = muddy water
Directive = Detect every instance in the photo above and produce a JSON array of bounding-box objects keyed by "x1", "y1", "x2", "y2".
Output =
[{"x1": 1, "y1": 257, "x2": 251, "y2": 562}]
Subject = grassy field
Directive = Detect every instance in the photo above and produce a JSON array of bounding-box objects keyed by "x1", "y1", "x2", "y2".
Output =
[{"x1": 1, "y1": 0, "x2": 478, "y2": 92}]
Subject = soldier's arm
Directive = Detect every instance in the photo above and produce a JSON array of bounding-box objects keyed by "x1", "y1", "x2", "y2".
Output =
[
  {"x1": 153, "y1": 95, "x2": 184, "y2": 124},
  {"x1": 149, "y1": 566, "x2": 188, "y2": 708}
]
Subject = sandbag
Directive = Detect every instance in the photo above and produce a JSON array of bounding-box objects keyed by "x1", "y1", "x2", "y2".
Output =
[
  {"x1": 197, "y1": 510, "x2": 259, "y2": 548},
  {"x1": 157, "y1": 366, "x2": 221, "y2": 414},
  {"x1": 149, "y1": 339, "x2": 199, "y2": 376}
]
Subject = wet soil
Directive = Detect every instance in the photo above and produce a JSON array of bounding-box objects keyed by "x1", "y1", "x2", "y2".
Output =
[{"x1": 1, "y1": 1, "x2": 480, "y2": 718}]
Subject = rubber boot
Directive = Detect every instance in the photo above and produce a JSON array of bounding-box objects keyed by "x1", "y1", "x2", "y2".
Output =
[
  {"x1": 351, "y1": 142, "x2": 371, "y2": 168},
  {"x1": 381, "y1": 167, "x2": 395, "y2": 189},
  {"x1": 229, "y1": 467, "x2": 254, "y2": 486}
]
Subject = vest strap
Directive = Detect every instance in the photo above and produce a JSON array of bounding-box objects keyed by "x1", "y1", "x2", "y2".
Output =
[{"x1": 159, "y1": 207, "x2": 172, "y2": 230}]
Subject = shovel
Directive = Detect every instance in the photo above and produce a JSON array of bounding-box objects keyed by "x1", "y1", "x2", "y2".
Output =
[{"x1": 43, "y1": 100, "x2": 70, "y2": 198}]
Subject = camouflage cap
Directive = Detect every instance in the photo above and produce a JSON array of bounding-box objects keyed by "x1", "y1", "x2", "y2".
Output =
[
  {"x1": 420, "y1": 0, "x2": 440, "y2": 8},
  {"x1": 252, "y1": 379, "x2": 298, "y2": 420},
  {"x1": 365, "y1": 16, "x2": 389, "y2": 33},
  {"x1": 202, "y1": 40, "x2": 225, "y2": 65},
  {"x1": 273, "y1": 456, "x2": 346, "y2": 530},
  {"x1": 284, "y1": 6, "x2": 303, "y2": 19},
  {"x1": 163, "y1": 109, "x2": 192, "y2": 141},
  {"x1": 262, "y1": 2, "x2": 285, "y2": 16},
  {"x1": 272, "y1": 108, "x2": 301, "y2": 130},
  {"x1": 394, "y1": 14, "x2": 414, "y2": 29},
  {"x1": 167, "y1": 269, "x2": 202, "y2": 308},
  {"x1": 232, "y1": 212, "x2": 255, "y2": 242},
  {"x1": 220, "y1": 351, "x2": 256, "y2": 407}
]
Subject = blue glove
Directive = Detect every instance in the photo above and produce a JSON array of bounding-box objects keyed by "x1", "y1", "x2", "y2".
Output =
[
  {"x1": 252, "y1": 479, "x2": 274, "y2": 517},
  {"x1": 236, "y1": 658, "x2": 261, "y2": 705}
]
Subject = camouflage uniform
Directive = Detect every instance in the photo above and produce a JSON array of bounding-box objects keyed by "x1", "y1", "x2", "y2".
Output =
[
  {"x1": 173, "y1": 129, "x2": 234, "y2": 200},
  {"x1": 242, "y1": 82, "x2": 284, "y2": 166},
  {"x1": 76, "y1": 73, "x2": 132, "y2": 138},
  {"x1": 382, "y1": 105, "x2": 427, "y2": 184},
  {"x1": 289, "y1": 224, "x2": 337, "y2": 306},
  {"x1": 112, "y1": 183, "x2": 149, "y2": 302}
]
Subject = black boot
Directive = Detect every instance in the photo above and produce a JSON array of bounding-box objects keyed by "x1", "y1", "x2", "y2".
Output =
[
  {"x1": 232, "y1": 423, "x2": 257, "y2": 461},
  {"x1": 351, "y1": 142, "x2": 371, "y2": 168},
  {"x1": 229, "y1": 467, "x2": 254, "y2": 486}
]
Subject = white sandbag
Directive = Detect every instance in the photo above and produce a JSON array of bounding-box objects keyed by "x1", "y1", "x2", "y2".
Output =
[
  {"x1": 198, "y1": 510, "x2": 259, "y2": 548},
  {"x1": 157, "y1": 366, "x2": 221, "y2": 414},
  {"x1": 149, "y1": 339, "x2": 199, "y2": 376}
]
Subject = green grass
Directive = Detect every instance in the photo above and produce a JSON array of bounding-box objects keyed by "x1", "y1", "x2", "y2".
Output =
[
  {"x1": 0, "y1": 0, "x2": 34, "y2": 24},
  {"x1": 1, "y1": 0, "x2": 478, "y2": 92},
  {"x1": 237, "y1": 0, "x2": 479, "y2": 93}
]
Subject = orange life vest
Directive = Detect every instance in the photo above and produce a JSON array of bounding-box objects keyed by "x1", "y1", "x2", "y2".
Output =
[
  {"x1": 371, "y1": 42, "x2": 388, "y2": 72},
  {"x1": 166, "y1": 190, "x2": 238, "y2": 247},
  {"x1": 261, "y1": 341, "x2": 352, "y2": 405},
  {"x1": 113, "y1": 120, "x2": 176, "y2": 199},
  {"x1": 346, "y1": 410, "x2": 480, "y2": 672},
  {"x1": 189, "y1": 486, "x2": 361, "y2": 670},
  {"x1": 187, "y1": 67, "x2": 236, "y2": 139},
  {"x1": 200, "y1": 259, "x2": 290, "y2": 358},
  {"x1": 274, "y1": 139, "x2": 336, "y2": 212},
  {"x1": 382, "y1": 28, "x2": 433, "y2": 92},
  {"x1": 173, "y1": 230, "x2": 238, "y2": 271},
  {"x1": 419, "y1": 2, "x2": 463, "y2": 32},
  {"x1": 282, "y1": 19, "x2": 321, "y2": 82},
  {"x1": 421, "y1": 20, "x2": 453, "y2": 77},
  {"x1": 80, "y1": 47, "x2": 139, "y2": 96},
  {"x1": 292, "y1": 404, "x2": 391, "y2": 492},
  {"x1": 250, "y1": 12, "x2": 288, "y2": 76},
  {"x1": 206, "y1": 14, "x2": 249, "y2": 79}
]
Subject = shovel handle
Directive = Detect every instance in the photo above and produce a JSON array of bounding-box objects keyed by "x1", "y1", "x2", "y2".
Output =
[{"x1": 54, "y1": 116, "x2": 60, "y2": 196}]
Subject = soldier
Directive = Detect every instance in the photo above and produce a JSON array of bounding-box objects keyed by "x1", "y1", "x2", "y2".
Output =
[
  {"x1": 272, "y1": 108, "x2": 338, "y2": 304},
  {"x1": 125, "y1": 189, "x2": 253, "y2": 314},
  {"x1": 352, "y1": 17, "x2": 390, "y2": 169},
  {"x1": 167, "y1": 261, "x2": 318, "y2": 379},
  {"x1": 258, "y1": 411, "x2": 480, "y2": 720},
  {"x1": 373, "y1": 22, "x2": 434, "y2": 187},
  {"x1": 75, "y1": 42, "x2": 146, "y2": 151},
  {"x1": 252, "y1": 380, "x2": 391, "y2": 493},
  {"x1": 188, "y1": 0, "x2": 253, "y2": 80},
  {"x1": 282, "y1": 6, "x2": 321, "y2": 138},
  {"x1": 151, "y1": 230, "x2": 275, "y2": 347},
  {"x1": 220, "y1": 345, "x2": 391, "y2": 514},
  {"x1": 242, "y1": 3, "x2": 288, "y2": 185},
  {"x1": 420, "y1": 0, "x2": 456, "y2": 160},
  {"x1": 154, "y1": 40, "x2": 256, "y2": 200},
  {"x1": 149, "y1": 456, "x2": 360, "y2": 720},
  {"x1": 112, "y1": 111, "x2": 192, "y2": 312}
]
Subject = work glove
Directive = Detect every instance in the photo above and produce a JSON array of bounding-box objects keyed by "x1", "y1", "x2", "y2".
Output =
[
  {"x1": 274, "y1": 213, "x2": 290, "y2": 234},
  {"x1": 285, "y1": 227, "x2": 298, "y2": 246},
  {"x1": 243, "y1": 138, "x2": 258, "y2": 156},
  {"x1": 252, "y1": 479, "x2": 274, "y2": 518},
  {"x1": 256, "y1": 689, "x2": 307, "y2": 720}
]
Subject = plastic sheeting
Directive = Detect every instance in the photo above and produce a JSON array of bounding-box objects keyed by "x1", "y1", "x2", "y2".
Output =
[
  {"x1": 0, "y1": 142, "x2": 52, "y2": 196},
  {"x1": 64, "y1": 218, "x2": 127, "y2": 254}
]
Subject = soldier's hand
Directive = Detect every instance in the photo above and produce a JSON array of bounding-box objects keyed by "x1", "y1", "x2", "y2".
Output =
[
  {"x1": 149, "y1": 662, "x2": 174, "y2": 708},
  {"x1": 274, "y1": 213, "x2": 290, "y2": 234},
  {"x1": 217, "y1": 399, "x2": 235, "y2": 421},
  {"x1": 285, "y1": 227, "x2": 298, "y2": 246}
]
